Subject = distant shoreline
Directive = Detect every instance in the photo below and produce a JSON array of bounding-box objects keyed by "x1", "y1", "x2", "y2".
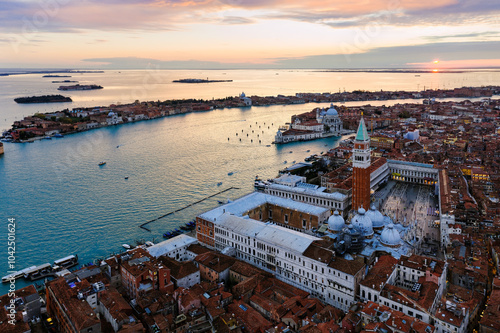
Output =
[
  {"x1": 3, "y1": 85, "x2": 498, "y2": 143},
  {"x1": 2, "y1": 68, "x2": 500, "y2": 77},
  {"x1": 314, "y1": 70, "x2": 466, "y2": 73},
  {"x1": 0, "y1": 70, "x2": 104, "y2": 77},
  {"x1": 173, "y1": 78, "x2": 233, "y2": 83}
]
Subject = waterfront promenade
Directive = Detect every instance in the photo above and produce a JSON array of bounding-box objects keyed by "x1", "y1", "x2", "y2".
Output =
[{"x1": 3, "y1": 85, "x2": 498, "y2": 142}]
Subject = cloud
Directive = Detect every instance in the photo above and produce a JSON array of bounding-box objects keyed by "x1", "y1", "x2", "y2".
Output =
[
  {"x1": 424, "y1": 31, "x2": 500, "y2": 42},
  {"x1": 86, "y1": 39, "x2": 109, "y2": 44},
  {"x1": 81, "y1": 56, "x2": 267, "y2": 69},
  {"x1": 82, "y1": 41, "x2": 500, "y2": 69},
  {"x1": 270, "y1": 41, "x2": 500, "y2": 68},
  {"x1": 2, "y1": 0, "x2": 499, "y2": 34},
  {"x1": 220, "y1": 16, "x2": 255, "y2": 24},
  {"x1": 257, "y1": 0, "x2": 500, "y2": 28}
]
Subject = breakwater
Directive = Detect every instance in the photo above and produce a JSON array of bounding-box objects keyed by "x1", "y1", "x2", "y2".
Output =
[{"x1": 139, "y1": 187, "x2": 239, "y2": 231}]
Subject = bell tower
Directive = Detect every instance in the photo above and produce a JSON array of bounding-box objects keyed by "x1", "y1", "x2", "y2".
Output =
[{"x1": 352, "y1": 116, "x2": 371, "y2": 211}]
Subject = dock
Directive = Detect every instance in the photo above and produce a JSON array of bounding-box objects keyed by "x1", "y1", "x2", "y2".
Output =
[{"x1": 139, "y1": 187, "x2": 239, "y2": 231}]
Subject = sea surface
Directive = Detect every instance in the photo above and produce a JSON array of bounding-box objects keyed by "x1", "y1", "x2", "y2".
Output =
[{"x1": 1, "y1": 68, "x2": 500, "y2": 294}]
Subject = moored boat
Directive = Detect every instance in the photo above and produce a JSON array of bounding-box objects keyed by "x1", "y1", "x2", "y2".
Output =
[
  {"x1": 2, "y1": 266, "x2": 36, "y2": 283},
  {"x1": 54, "y1": 254, "x2": 78, "y2": 269}
]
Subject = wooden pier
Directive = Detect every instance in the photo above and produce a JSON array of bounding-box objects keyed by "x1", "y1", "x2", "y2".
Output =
[{"x1": 139, "y1": 187, "x2": 239, "y2": 231}]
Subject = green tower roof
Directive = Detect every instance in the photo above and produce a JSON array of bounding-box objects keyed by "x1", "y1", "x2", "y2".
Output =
[{"x1": 355, "y1": 117, "x2": 370, "y2": 141}]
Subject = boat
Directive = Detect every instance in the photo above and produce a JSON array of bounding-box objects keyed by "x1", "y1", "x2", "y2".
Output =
[
  {"x1": 2, "y1": 266, "x2": 36, "y2": 283},
  {"x1": 266, "y1": 145, "x2": 271, "y2": 147},
  {"x1": 44, "y1": 136, "x2": 52, "y2": 140},
  {"x1": 54, "y1": 133, "x2": 64, "y2": 138},
  {"x1": 283, "y1": 161, "x2": 287, "y2": 164},
  {"x1": 145, "y1": 241, "x2": 154, "y2": 247},
  {"x1": 98, "y1": 161, "x2": 106, "y2": 166},
  {"x1": 217, "y1": 200, "x2": 224, "y2": 204},
  {"x1": 122, "y1": 244, "x2": 131, "y2": 249},
  {"x1": 289, "y1": 151, "x2": 293, "y2": 153},
  {"x1": 217, "y1": 182, "x2": 222, "y2": 186},
  {"x1": 23, "y1": 263, "x2": 54, "y2": 281},
  {"x1": 53, "y1": 255, "x2": 78, "y2": 269},
  {"x1": 124, "y1": 177, "x2": 129, "y2": 180},
  {"x1": 254, "y1": 180, "x2": 267, "y2": 190},
  {"x1": 306, "y1": 150, "x2": 310, "y2": 152},
  {"x1": 228, "y1": 172, "x2": 234, "y2": 176}
]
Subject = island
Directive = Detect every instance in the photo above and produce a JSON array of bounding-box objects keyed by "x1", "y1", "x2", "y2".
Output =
[
  {"x1": 14, "y1": 95, "x2": 72, "y2": 104},
  {"x1": 58, "y1": 84, "x2": 103, "y2": 91},
  {"x1": 3, "y1": 85, "x2": 499, "y2": 142},
  {"x1": 173, "y1": 78, "x2": 233, "y2": 83},
  {"x1": 43, "y1": 75, "x2": 71, "y2": 78},
  {"x1": 52, "y1": 80, "x2": 78, "y2": 83}
]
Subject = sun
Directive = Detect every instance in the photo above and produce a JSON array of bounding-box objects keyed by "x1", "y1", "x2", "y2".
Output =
[
  {"x1": 432, "y1": 69, "x2": 439, "y2": 73},
  {"x1": 433, "y1": 60, "x2": 439, "y2": 64}
]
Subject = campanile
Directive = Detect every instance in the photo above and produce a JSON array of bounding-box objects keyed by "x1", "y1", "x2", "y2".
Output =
[{"x1": 352, "y1": 116, "x2": 371, "y2": 211}]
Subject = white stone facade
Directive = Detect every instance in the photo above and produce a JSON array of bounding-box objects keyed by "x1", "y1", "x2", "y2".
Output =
[{"x1": 211, "y1": 213, "x2": 365, "y2": 312}]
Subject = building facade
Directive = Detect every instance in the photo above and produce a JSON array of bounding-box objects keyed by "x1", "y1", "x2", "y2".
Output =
[{"x1": 200, "y1": 212, "x2": 366, "y2": 312}]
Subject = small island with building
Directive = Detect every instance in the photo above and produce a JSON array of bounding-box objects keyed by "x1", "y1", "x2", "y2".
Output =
[
  {"x1": 173, "y1": 78, "x2": 233, "y2": 83},
  {"x1": 274, "y1": 103, "x2": 347, "y2": 144},
  {"x1": 14, "y1": 95, "x2": 73, "y2": 104},
  {"x1": 52, "y1": 80, "x2": 78, "y2": 83},
  {"x1": 57, "y1": 84, "x2": 103, "y2": 91}
]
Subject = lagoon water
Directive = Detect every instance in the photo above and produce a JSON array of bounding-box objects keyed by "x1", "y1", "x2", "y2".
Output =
[{"x1": 1, "y1": 69, "x2": 499, "y2": 294}]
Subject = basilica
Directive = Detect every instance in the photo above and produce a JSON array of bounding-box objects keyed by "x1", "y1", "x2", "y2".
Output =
[{"x1": 274, "y1": 104, "x2": 343, "y2": 143}]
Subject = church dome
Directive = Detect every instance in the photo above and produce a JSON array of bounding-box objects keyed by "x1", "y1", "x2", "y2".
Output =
[
  {"x1": 365, "y1": 204, "x2": 385, "y2": 229},
  {"x1": 328, "y1": 210, "x2": 345, "y2": 232},
  {"x1": 325, "y1": 103, "x2": 338, "y2": 116},
  {"x1": 380, "y1": 223, "x2": 401, "y2": 247},
  {"x1": 351, "y1": 208, "x2": 374, "y2": 237}
]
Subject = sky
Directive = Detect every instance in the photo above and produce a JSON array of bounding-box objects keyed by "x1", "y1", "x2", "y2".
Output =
[{"x1": 0, "y1": 0, "x2": 499, "y2": 69}]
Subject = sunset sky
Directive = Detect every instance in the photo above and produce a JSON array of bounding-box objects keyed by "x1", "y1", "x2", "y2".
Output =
[{"x1": 1, "y1": 0, "x2": 499, "y2": 69}]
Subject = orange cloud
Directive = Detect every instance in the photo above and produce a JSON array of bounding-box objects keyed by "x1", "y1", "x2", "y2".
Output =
[{"x1": 408, "y1": 59, "x2": 500, "y2": 68}]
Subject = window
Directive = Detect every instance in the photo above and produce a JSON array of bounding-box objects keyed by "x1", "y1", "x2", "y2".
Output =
[
  {"x1": 302, "y1": 219, "x2": 307, "y2": 228},
  {"x1": 268, "y1": 210, "x2": 273, "y2": 219},
  {"x1": 284, "y1": 214, "x2": 289, "y2": 224}
]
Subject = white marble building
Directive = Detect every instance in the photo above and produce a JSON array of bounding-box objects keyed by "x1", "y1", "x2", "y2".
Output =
[{"x1": 209, "y1": 213, "x2": 366, "y2": 312}]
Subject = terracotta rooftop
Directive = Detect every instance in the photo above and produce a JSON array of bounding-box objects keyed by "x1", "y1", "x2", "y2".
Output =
[
  {"x1": 361, "y1": 255, "x2": 398, "y2": 291},
  {"x1": 186, "y1": 243, "x2": 212, "y2": 256},
  {"x1": 195, "y1": 251, "x2": 236, "y2": 273},
  {"x1": 398, "y1": 254, "x2": 445, "y2": 277},
  {"x1": 46, "y1": 277, "x2": 100, "y2": 331},
  {"x1": 228, "y1": 300, "x2": 272, "y2": 332},
  {"x1": 230, "y1": 260, "x2": 268, "y2": 278},
  {"x1": 99, "y1": 288, "x2": 134, "y2": 323},
  {"x1": 159, "y1": 256, "x2": 198, "y2": 280}
]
